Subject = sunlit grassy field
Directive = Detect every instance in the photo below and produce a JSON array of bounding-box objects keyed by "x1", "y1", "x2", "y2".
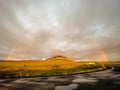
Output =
[
  {"x1": 104, "y1": 61, "x2": 120, "y2": 64},
  {"x1": 0, "y1": 56, "x2": 105, "y2": 78}
]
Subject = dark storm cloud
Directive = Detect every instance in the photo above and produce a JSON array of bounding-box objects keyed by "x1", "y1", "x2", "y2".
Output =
[{"x1": 0, "y1": 0, "x2": 120, "y2": 61}]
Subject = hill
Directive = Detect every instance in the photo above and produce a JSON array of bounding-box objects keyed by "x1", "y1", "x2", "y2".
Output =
[
  {"x1": 46, "y1": 55, "x2": 72, "y2": 61},
  {"x1": 0, "y1": 56, "x2": 105, "y2": 78}
]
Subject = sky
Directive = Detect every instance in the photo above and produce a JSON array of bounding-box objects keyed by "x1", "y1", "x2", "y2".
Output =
[{"x1": 0, "y1": 0, "x2": 120, "y2": 61}]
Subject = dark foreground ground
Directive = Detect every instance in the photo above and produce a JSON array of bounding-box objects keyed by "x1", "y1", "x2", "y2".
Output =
[{"x1": 0, "y1": 69, "x2": 120, "y2": 90}]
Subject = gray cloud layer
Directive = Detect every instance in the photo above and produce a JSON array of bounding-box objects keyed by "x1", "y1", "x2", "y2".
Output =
[{"x1": 0, "y1": 0, "x2": 120, "y2": 61}]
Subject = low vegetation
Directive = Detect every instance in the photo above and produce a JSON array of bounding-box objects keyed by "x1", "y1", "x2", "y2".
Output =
[
  {"x1": 0, "y1": 56, "x2": 105, "y2": 78},
  {"x1": 104, "y1": 61, "x2": 120, "y2": 65}
]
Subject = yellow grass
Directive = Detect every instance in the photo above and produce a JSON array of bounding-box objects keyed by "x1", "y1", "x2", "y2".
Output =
[{"x1": 0, "y1": 56, "x2": 105, "y2": 78}]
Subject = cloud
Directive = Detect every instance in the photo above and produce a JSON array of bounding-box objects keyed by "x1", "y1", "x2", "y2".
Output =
[{"x1": 0, "y1": 0, "x2": 120, "y2": 61}]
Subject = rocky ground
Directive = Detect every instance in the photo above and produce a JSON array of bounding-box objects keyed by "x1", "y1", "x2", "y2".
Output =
[{"x1": 0, "y1": 69, "x2": 120, "y2": 90}]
